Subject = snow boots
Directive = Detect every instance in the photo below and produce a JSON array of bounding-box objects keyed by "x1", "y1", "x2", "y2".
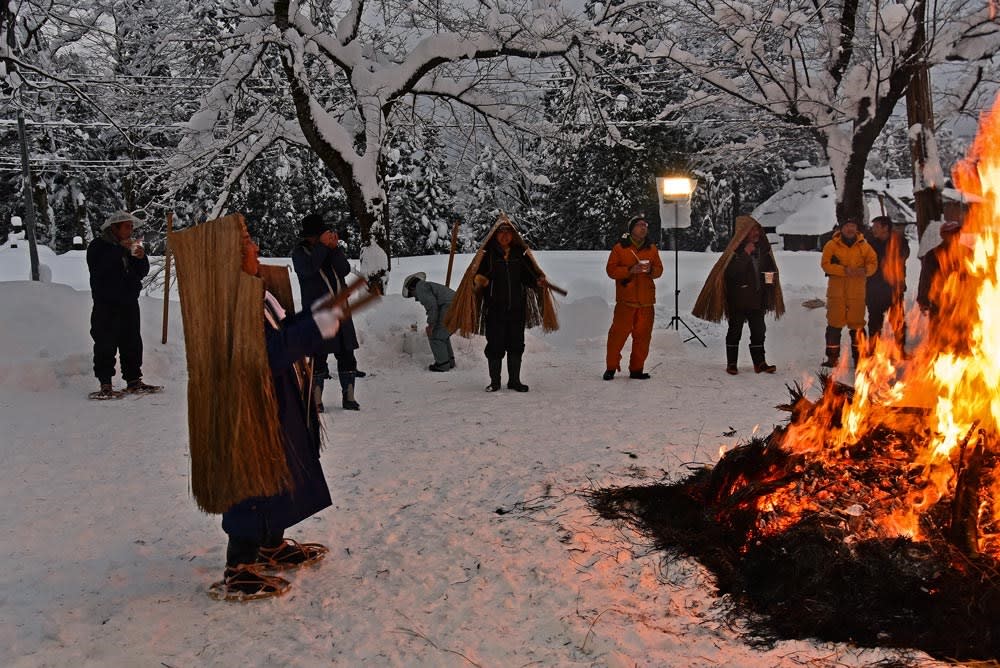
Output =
[
  {"x1": 749, "y1": 345, "x2": 776, "y2": 374},
  {"x1": 485, "y1": 358, "x2": 502, "y2": 392},
  {"x1": 629, "y1": 370, "x2": 651, "y2": 380},
  {"x1": 507, "y1": 354, "x2": 529, "y2": 392},
  {"x1": 255, "y1": 539, "x2": 328, "y2": 571},
  {"x1": 89, "y1": 383, "x2": 124, "y2": 400},
  {"x1": 125, "y1": 379, "x2": 163, "y2": 394},
  {"x1": 340, "y1": 370, "x2": 359, "y2": 410},
  {"x1": 726, "y1": 344, "x2": 739, "y2": 375}
]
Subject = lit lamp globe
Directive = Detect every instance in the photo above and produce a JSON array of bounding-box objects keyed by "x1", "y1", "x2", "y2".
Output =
[{"x1": 659, "y1": 176, "x2": 697, "y2": 201}]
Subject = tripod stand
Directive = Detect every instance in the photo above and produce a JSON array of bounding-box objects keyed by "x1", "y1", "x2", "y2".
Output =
[{"x1": 665, "y1": 199, "x2": 706, "y2": 347}]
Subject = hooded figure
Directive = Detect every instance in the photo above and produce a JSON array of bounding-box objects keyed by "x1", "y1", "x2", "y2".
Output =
[
  {"x1": 445, "y1": 214, "x2": 556, "y2": 392},
  {"x1": 402, "y1": 272, "x2": 456, "y2": 371},
  {"x1": 291, "y1": 213, "x2": 362, "y2": 411},
  {"x1": 86, "y1": 210, "x2": 159, "y2": 398},
  {"x1": 603, "y1": 215, "x2": 664, "y2": 380},
  {"x1": 693, "y1": 215, "x2": 784, "y2": 374},
  {"x1": 170, "y1": 213, "x2": 347, "y2": 601}
]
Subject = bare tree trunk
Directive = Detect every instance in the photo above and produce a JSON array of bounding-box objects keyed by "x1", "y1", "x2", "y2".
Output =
[{"x1": 906, "y1": 10, "x2": 943, "y2": 242}]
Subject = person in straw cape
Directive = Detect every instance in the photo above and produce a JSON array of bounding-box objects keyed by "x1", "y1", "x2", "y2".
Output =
[
  {"x1": 444, "y1": 214, "x2": 557, "y2": 392},
  {"x1": 170, "y1": 214, "x2": 356, "y2": 601},
  {"x1": 692, "y1": 215, "x2": 784, "y2": 375}
]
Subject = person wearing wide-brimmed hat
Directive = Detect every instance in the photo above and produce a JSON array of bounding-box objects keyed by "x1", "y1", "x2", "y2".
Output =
[
  {"x1": 291, "y1": 213, "x2": 362, "y2": 411},
  {"x1": 86, "y1": 210, "x2": 161, "y2": 399},
  {"x1": 402, "y1": 272, "x2": 456, "y2": 371}
]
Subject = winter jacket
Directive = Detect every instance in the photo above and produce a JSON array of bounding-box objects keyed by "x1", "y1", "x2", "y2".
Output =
[
  {"x1": 86, "y1": 232, "x2": 150, "y2": 304},
  {"x1": 917, "y1": 239, "x2": 972, "y2": 316},
  {"x1": 725, "y1": 246, "x2": 777, "y2": 314},
  {"x1": 606, "y1": 236, "x2": 663, "y2": 307},
  {"x1": 821, "y1": 232, "x2": 878, "y2": 329},
  {"x1": 477, "y1": 245, "x2": 539, "y2": 320},
  {"x1": 222, "y1": 303, "x2": 332, "y2": 538},
  {"x1": 864, "y1": 231, "x2": 910, "y2": 308},
  {"x1": 291, "y1": 241, "x2": 359, "y2": 354},
  {"x1": 414, "y1": 280, "x2": 455, "y2": 328}
]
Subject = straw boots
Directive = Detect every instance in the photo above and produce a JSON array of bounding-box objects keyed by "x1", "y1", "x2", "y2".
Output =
[
  {"x1": 485, "y1": 358, "x2": 502, "y2": 392},
  {"x1": 507, "y1": 354, "x2": 529, "y2": 392}
]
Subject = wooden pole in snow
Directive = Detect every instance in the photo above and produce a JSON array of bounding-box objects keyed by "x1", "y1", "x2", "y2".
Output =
[
  {"x1": 445, "y1": 216, "x2": 461, "y2": 288},
  {"x1": 161, "y1": 212, "x2": 173, "y2": 344}
]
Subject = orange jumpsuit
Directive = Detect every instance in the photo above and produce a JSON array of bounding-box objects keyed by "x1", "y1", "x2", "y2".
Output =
[{"x1": 605, "y1": 238, "x2": 664, "y2": 372}]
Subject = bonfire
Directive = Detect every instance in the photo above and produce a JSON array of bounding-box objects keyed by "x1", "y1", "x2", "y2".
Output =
[{"x1": 593, "y1": 99, "x2": 1000, "y2": 661}]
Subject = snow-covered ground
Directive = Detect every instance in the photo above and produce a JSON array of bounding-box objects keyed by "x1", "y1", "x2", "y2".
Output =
[{"x1": 0, "y1": 237, "x2": 940, "y2": 667}]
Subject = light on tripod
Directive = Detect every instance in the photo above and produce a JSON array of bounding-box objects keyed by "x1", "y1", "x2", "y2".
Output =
[{"x1": 656, "y1": 174, "x2": 706, "y2": 346}]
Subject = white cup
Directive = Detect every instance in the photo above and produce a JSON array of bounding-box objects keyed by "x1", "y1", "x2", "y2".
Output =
[
  {"x1": 764, "y1": 271, "x2": 775, "y2": 284},
  {"x1": 639, "y1": 259, "x2": 650, "y2": 272}
]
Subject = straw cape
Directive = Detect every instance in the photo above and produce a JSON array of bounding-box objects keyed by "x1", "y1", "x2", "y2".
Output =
[
  {"x1": 692, "y1": 215, "x2": 786, "y2": 323},
  {"x1": 444, "y1": 213, "x2": 558, "y2": 337},
  {"x1": 169, "y1": 214, "x2": 291, "y2": 514}
]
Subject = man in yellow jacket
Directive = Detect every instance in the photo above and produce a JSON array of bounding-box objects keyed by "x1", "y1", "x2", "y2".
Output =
[
  {"x1": 820, "y1": 219, "x2": 878, "y2": 367},
  {"x1": 604, "y1": 216, "x2": 664, "y2": 380}
]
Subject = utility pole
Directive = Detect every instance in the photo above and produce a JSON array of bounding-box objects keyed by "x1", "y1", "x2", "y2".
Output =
[
  {"x1": 16, "y1": 111, "x2": 41, "y2": 281},
  {"x1": 905, "y1": 2, "x2": 943, "y2": 242}
]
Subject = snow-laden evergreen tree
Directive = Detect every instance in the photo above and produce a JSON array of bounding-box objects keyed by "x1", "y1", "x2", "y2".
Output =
[{"x1": 391, "y1": 127, "x2": 455, "y2": 256}]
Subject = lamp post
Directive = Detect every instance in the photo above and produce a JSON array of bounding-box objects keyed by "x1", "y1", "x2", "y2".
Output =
[{"x1": 657, "y1": 175, "x2": 705, "y2": 347}]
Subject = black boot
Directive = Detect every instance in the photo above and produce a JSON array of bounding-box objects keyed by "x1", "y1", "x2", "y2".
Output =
[
  {"x1": 313, "y1": 377, "x2": 325, "y2": 413},
  {"x1": 339, "y1": 371, "x2": 359, "y2": 410},
  {"x1": 507, "y1": 354, "x2": 529, "y2": 392},
  {"x1": 485, "y1": 358, "x2": 502, "y2": 392},
  {"x1": 849, "y1": 329, "x2": 862, "y2": 366},
  {"x1": 726, "y1": 344, "x2": 738, "y2": 375},
  {"x1": 822, "y1": 326, "x2": 841, "y2": 368},
  {"x1": 749, "y1": 344, "x2": 776, "y2": 373}
]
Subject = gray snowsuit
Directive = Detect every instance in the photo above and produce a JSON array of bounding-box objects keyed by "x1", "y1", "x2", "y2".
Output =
[{"x1": 414, "y1": 280, "x2": 455, "y2": 365}]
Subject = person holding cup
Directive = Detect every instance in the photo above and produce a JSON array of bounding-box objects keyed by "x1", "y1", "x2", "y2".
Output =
[
  {"x1": 604, "y1": 215, "x2": 664, "y2": 380},
  {"x1": 693, "y1": 215, "x2": 785, "y2": 375},
  {"x1": 86, "y1": 210, "x2": 161, "y2": 398}
]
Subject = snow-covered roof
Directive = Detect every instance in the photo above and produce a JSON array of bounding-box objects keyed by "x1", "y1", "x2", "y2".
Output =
[
  {"x1": 776, "y1": 185, "x2": 914, "y2": 235},
  {"x1": 751, "y1": 165, "x2": 832, "y2": 230}
]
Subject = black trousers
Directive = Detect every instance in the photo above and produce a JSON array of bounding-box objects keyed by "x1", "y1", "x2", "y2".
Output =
[
  {"x1": 90, "y1": 300, "x2": 143, "y2": 385},
  {"x1": 726, "y1": 309, "x2": 766, "y2": 363},
  {"x1": 315, "y1": 350, "x2": 357, "y2": 391},
  {"x1": 484, "y1": 309, "x2": 525, "y2": 360}
]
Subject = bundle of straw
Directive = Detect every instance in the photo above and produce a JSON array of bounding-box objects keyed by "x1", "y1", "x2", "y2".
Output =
[
  {"x1": 169, "y1": 214, "x2": 291, "y2": 514},
  {"x1": 444, "y1": 213, "x2": 559, "y2": 336}
]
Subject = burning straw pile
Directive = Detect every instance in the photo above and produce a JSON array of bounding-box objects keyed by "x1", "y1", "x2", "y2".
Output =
[{"x1": 592, "y1": 101, "x2": 1000, "y2": 661}]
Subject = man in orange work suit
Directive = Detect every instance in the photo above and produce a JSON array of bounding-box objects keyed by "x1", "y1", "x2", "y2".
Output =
[{"x1": 604, "y1": 215, "x2": 664, "y2": 380}]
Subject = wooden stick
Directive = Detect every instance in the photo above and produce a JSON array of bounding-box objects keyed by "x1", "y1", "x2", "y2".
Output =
[
  {"x1": 445, "y1": 217, "x2": 461, "y2": 288},
  {"x1": 546, "y1": 281, "x2": 568, "y2": 297},
  {"x1": 161, "y1": 211, "x2": 173, "y2": 344},
  {"x1": 313, "y1": 276, "x2": 381, "y2": 313}
]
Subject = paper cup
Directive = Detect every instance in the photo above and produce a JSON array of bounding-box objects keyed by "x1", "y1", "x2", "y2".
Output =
[{"x1": 764, "y1": 271, "x2": 775, "y2": 284}]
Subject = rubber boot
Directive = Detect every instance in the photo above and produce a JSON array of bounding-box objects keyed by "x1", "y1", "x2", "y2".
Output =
[
  {"x1": 749, "y1": 344, "x2": 776, "y2": 373},
  {"x1": 339, "y1": 371, "x2": 359, "y2": 410},
  {"x1": 726, "y1": 344, "x2": 738, "y2": 375},
  {"x1": 507, "y1": 354, "x2": 529, "y2": 392},
  {"x1": 822, "y1": 326, "x2": 841, "y2": 368},
  {"x1": 849, "y1": 329, "x2": 861, "y2": 366},
  {"x1": 486, "y1": 358, "x2": 502, "y2": 392},
  {"x1": 314, "y1": 377, "x2": 325, "y2": 413}
]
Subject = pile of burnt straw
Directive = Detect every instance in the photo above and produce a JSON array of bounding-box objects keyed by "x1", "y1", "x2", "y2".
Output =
[{"x1": 590, "y1": 378, "x2": 1000, "y2": 662}]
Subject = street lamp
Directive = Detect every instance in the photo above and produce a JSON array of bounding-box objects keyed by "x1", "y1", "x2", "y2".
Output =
[{"x1": 656, "y1": 175, "x2": 705, "y2": 347}]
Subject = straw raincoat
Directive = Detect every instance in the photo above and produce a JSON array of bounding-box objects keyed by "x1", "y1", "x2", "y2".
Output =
[{"x1": 692, "y1": 216, "x2": 785, "y2": 323}]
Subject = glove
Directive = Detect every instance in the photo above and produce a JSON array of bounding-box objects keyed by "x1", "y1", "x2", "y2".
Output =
[{"x1": 474, "y1": 275, "x2": 489, "y2": 289}]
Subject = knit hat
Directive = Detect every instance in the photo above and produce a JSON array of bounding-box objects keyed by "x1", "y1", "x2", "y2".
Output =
[
  {"x1": 101, "y1": 210, "x2": 140, "y2": 231},
  {"x1": 402, "y1": 272, "x2": 426, "y2": 298},
  {"x1": 627, "y1": 215, "x2": 649, "y2": 235},
  {"x1": 300, "y1": 213, "x2": 331, "y2": 237}
]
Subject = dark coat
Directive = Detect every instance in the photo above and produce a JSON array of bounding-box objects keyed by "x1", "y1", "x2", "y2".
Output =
[
  {"x1": 476, "y1": 244, "x2": 539, "y2": 322},
  {"x1": 865, "y1": 231, "x2": 910, "y2": 308},
  {"x1": 724, "y1": 246, "x2": 777, "y2": 314},
  {"x1": 221, "y1": 307, "x2": 332, "y2": 538},
  {"x1": 86, "y1": 233, "x2": 150, "y2": 304},
  {"x1": 291, "y1": 241, "x2": 359, "y2": 355}
]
